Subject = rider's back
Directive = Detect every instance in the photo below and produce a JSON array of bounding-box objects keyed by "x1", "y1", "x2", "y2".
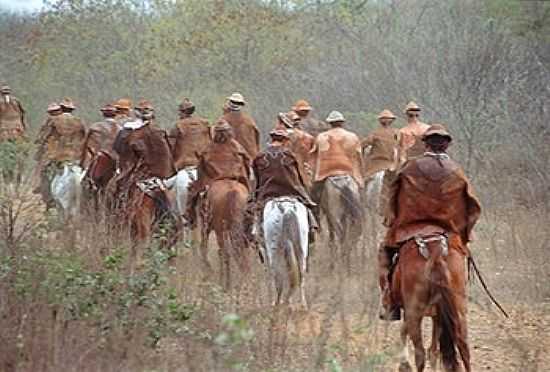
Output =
[
  {"x1": 45, "y1": 113, "x2": 86, "y2": 162},
  {"x1": 313, "y1": 127, "x2": 363, "y2": 186},
  {"x1": 385, "y1": 155, "x2": 481, "y2": 246}
]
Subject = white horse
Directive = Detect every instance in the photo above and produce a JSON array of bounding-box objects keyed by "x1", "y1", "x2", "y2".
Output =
[
  {"x1": 51, "y1": 162, "x2": 85, "y2": 222},
  {"x1": 165, "y1": 166, "x2": 197, "y2": 222},
  {"x1": 263, "y1": 196, "x2": 309, "y2": 308}
]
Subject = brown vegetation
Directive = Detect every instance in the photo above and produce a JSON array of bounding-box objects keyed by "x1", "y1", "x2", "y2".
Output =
[{"x1": 1, "y1": 0, "x2": 549, "y2": 371}]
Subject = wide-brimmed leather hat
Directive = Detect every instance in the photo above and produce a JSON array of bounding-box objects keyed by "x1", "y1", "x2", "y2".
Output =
[
  {"x1": 47, "y1": 103, "x2": 61, "y2": 112},
  {"x1": 179, "y1": 98, "x2": 194, "y2": 111},
  {"x1": 326, "y1": 110, "x2": 346, "y2": 123},
  {"x1": 227, "y1": 92, "x2": 246, "y2": 105},
  {"x1": 214, "y1": 119, "x2": 232, "y2": 132},
  {"x1": 278, "y1": 112, "x2": 294, "y2": 129},
  {"x1": 404, "y1": 101, "x2": 421, "y2": 113},
  {"x1": 100, "y1": 104, "x2": 116, "y2": 113},
  {"x1": 287, "y1": 111, "x2": 300, "y2": 123},
  {"x1": 135, "y1": 99, "x2": 154, "y2": 111},
  {"x1": 378, "y1": 109, "x2": 396, "y2": 120},
  {"x1": 423, "y1": 124, "x2": 452, "y2": 141},
  {"x1": 292, "y1": 99, "x2": 312, "y2": 112},
  {"x1": 60, "y1": 97, "x2": 76, "y2": 109},
  {"x1": 270, "y1": 129, "x2": 290, "y2": 139},
  {"x1": 114, "y1": 98, "x2": 133, "y2": 110}
]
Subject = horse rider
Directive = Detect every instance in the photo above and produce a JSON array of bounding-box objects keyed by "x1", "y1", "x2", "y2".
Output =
[
  {"x1": 247, "y1": 128, "x2": 318, "y2": 245},
  {"x1": 378, "y1": 124, "x2": 481, "y2": 321},
  {"x1": 310, "y1": 111, "x2": 364, "y2": 220},
  {"x1": 274, "y1": 112, "x2": 315, "y2": 188},
  {"x1": 0, "y1": 85, "x2": 26, "y2": 142},
  {"x1": 362, "y1": 109, "x2": 400, "y2": 213},
  {"x1": 399, "y1": 101, "x2": 430, "y2": 163},
  {"x1": 291, "y1": 99, "x2": 328, "y2": 137},
  {"x1": 184, "y1": 120, "x2": 251, "y2": 229},
  {"x1": 33, "y1": 100, "x2": 86, "y2": 209},
  {"x1": 80, "y1": 103, "x2": 121, "y2": 169},
  {"x1": 110, "y1": 100, "x2": 176, "y2": 232},
  {"x1": 168, "y1": 98, "x2": 211, "y2": 172},
  {"x1": 221, "y1": 92, "x2": 260, "y2": 159}
]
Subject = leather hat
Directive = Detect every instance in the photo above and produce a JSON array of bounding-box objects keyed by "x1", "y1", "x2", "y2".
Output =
[
  {"x1": 135, "y1": 99, "x2": 154, "y2": 111},
  {"x1": 278, "y1": 112, "x2": 294, "y2": 129},
  {"x1": 404, "y1": 101, "x2": 421, "y2": 112},
  {"x1": 214, "y1": 119, "x2": 232, "y2": 132},
  {"x1": 292, "y1": 99, "x2": 312, "y2": 112},
  {"x1": 47, "y1": 103, "x2": 61, "y2": 112},
  {"x1": 378, "y1": 109, "x2": 396, "y2": 120},
  {"x1": 269, "y1": 129, "x2": 290, "y2": 139},
  {"x1": 287, "y1": 110, "x2": 300, "y2": 122},
  {"x1": 326, "y1": 110, "x2": 346, "y2": 123},
  {"x1": 227, "y1": 92, "x2": 246, "y2": 105},
  {"x1": 423, "y1": 124, "x2": 452, "y2": 141},
  {"x1": 60, "y1": 97, "x2": 76, "y2": 109},
  {"x1": 179, "y1": 98, "x2": 195, "y2": 111},
  {"x1": 100, "y1": 104, "x2": 116, "y2": 113},
  {"x1": 114, "y1": 98, "x2": 132, "y2": 110}
]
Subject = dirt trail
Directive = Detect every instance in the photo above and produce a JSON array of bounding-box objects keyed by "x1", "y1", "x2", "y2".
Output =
[{"x1": 369, "y1": 303, "x2": 550, "y2": 371}]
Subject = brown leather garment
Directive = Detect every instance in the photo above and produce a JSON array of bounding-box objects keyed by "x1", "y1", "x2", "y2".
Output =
[
  {"x1": 362, "y1": 126, "x2": 400, "y2": 178},
  {"x1": 384, "y1": 155, "x2": 481, "y2": 247},
  {"x1": 312, "y1": 127, "x2": 364, "y2": 187},
  {"x1": 113, "y1": 121, "x2": 176, "y2": 180},
  {"x1": 399, "y1": 122, "x2": 430, "y2": 161},
  {"x1": 197, "y1": 138, "x2": 250, "y2": 190},
  {"x1": 41, "y1": 113, "x2": 86, "y2": 162},
  {"x1": 300, "y1": 116, "x2": 329, "y2": 137},
  {"x1": 253, "y1": 145, "x2": 313, "y2": 206},
  {"x1": 222, "y1": 111, "x2": 260, "y2": 159},
  {"x1": 169, "y1": 116, "x2": 211, "y2": 170},
  {"x1": 0, "y1": 98, "x2": 26, "y2": 141},
  {"x1": 80, "y1": 119, "x2": 121, "y2": 168},
  {"x1": 289, "y1": 128, "x2": 315, "y2": 188}
]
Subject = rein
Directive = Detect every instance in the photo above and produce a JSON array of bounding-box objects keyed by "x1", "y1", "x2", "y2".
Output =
[{"x1": 468, "y1": 255, "x2": 509, "y2": 318}]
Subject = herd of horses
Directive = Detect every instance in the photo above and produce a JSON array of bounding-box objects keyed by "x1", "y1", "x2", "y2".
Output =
[{"x1": 46, "y1": 161, "x2": 471, "y2": 372}]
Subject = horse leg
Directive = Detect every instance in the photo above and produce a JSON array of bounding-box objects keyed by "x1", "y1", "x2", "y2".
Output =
[
  {"x1": 429, "y1": 316, "x2": 440, "y2": 371},
  {"x1": 408, "y1": 314, "x2": 426, "y2": 372},
  {"x1": 217, "y1": 236, "x2": 230, "y2": 290},
  {"x1": 398, "y1": 317, "x2": 413, "y2": 372},
  {"x1": 299, "y1": 273, "x2": 307, "y2": 310},
  {"x1": 456, "y1": 314, "x2": 471, "y2": 372},
  {"x1": 200, "y1": 226, "x2": 212, "y2": 272}
]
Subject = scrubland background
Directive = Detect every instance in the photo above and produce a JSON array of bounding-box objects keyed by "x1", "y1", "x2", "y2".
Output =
[{"x1": 1, "y1": 0, "x2": 549, "y2": 371}]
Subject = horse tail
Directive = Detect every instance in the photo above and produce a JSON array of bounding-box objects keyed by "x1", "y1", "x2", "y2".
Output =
[
  {"x1": 339, "y1": 179, "x2": 363, "y2": 223},
  {"x1": 225, "y1": 188, "x2": 248, "y2": 271},
  {"x1": 430, "y1": 251, "x2": 460, "y2": 370},
  {"x1": 281, "y1": 208, "x2": 301, "y2": 293}
]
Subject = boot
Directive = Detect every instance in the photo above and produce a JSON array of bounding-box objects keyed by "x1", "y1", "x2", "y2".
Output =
[{"x1": 377, "y1": 244, "x2": 400, "y2": 321}]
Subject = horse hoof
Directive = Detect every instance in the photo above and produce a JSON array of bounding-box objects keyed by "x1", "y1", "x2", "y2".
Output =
[{"x1": 398, "y1": 361, "x2": 413, "y2": 372}]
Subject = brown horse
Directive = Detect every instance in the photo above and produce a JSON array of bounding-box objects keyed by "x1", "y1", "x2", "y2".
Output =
[
  {"x1": 392, "y1": 232, "x2": 469, "y2": 372},
  {"x1": 200, "y1": 179, "x2": 250, "y2": 289},
  {"x1": 81, "y1": 150, "x2": 116, "y2": 213}
]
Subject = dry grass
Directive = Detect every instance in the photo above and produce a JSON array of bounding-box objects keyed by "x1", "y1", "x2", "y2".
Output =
[{"x1": 1, "y1": 178, "x2": 549, "y2": 371}]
